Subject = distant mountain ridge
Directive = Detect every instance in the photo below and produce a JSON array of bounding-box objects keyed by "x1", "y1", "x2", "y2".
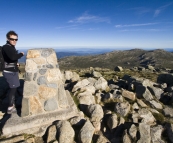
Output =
[{"x1": 58, "y1": 48, "x2": 173, "y2": 70}]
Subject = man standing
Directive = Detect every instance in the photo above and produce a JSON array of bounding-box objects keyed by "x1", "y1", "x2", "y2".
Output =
[{"x1": 2, "y1": 31, "x2": 24, "y2": 114}]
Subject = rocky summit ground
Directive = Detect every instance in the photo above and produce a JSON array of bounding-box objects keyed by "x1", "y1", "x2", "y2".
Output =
[{"x1": 0, "y1": 65, "x2": 173, "y2": 142}]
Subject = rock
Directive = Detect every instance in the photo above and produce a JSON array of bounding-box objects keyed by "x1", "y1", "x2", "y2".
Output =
[
  {"x1": 149, "y1": 100, "x2": 163, "y2": 109},
  {"x1": 157, "y1": 74, "x2": 173, "y2": 86},
  {"x1": 25, "y1": 137, "x2": 35, "y2": 143},
  {"x1": 147, "y1": 65, "x2": 155, "y2": 71},
  {"x1": 46, "y1": 69, "x2": 63, "y2": 82},
  {"x1": 94, "y1": 77, "x2": 108, "y2": 91},
  {"x1": 136, "y1": 99, "x2": 148, "y2": 108},
  {"x1": 87, "y1": 77, "x2": 97, "y2": 86},
  {"x1": 78, "y1": 120, "x2": 95, "y2": 143},
  {"x1": 115, "y1": 102, "x2": 131, "y2": 116},
  {"x1": 107, "y1": 114, "x2": 118, "y2": 130},
  {"x1": 80, "y1": 85, "x2": 96, "y2": 94},
  {"x1": 37, "y1": 76, "x2": 47, "y2": 85},
  {"x1": 23, "y1": 82, "x2": 38, "y2": 96},
  {"x1": 137, "y1": 123, "x2": 151, "y2": 143},
  {"x1": 27, "y1": 49, "x2": 40, "y2": 58},
  {"x1": 129, "y1": 124, "x2": 137, "y2": 139},
  {"x1": 150, "y1": 125, "x2": 165, "y2": 143},
  {"x1": 114, "y1": 66, "x2": 123, "y2": 71},
  {"x1": 92, "y1": 71, "x2": 102, "y2": 78},
  {"x1": 0, "y1": 135, "x2": 24, "y2": 143},
  {"x1": 0, "y1": 111, "x2": 5, "y2": 120},
  {"x1": 64, "y1": 70, "x2": 73, "y2": 80},
  {"x1": 71, "y1": 72, "x2": 80, "y2": 82},
  {"x1": 148, "y1": 86, "x2": 164, "y2": 100},
  {"x1": 138, "y1": 67, "x2": 145, "y2": 71},
  {"x1": 138, "y1": 108, "x2": 156, "y2": 125},
  {"x1": 95, "y1": 92, "x2": 102, "y2": 103},
  {"x1": 109, "y1": 84, "x2": 119, "y2": 90},
  {"x1": 121, "y1": 89, "x2": 136, "y2": 101},
  {"x1": 88, "y1": 104, "x2": 104, "y2": 122},
  {"x1": 69, "y1": 116, "x2": 85, "y2": 126},
  {"x1": 39, "y1": 69, "x2": 47, "y2": 75},
  {"x1": 163, "y1": 106, "x2": 173, "y2": 117},
  {"x1": 122, "y1": 130, "x2": 131, "y2": 143},
  {"x1": 165, "y1": 123, "x2": 173, "y2": 143},
  {"x1": 132, "y1": 103, "x2": 139, "y2": 110},
  {"x1": 102, "y1": 93, "x2": 113, "y2": 101},
  {"x1": 25, "y1": 59, "x2": 38, "y2": 72},
  {"x1": 112, "y1": 91, "x2": 124, "y2": 102},
  {"x1": 38, "y1": 85, "x2": 57, "y2": 100},
  {"x1": 44, "y1": 98, "x2": 58, "y2": 111},
  {"x1": 77, "y1": 91, "x2": 96, "y2": 106},
  {"x1": 57, "y1": 84, "x2": 69, "y2": 108},
  {"x1": 72, "y1": 79, "x2": 90, "y2": 92},
  {"x1": 46, "y1": 125, "x2": 57, "y2": 143},
  {"x1": 135, "y1": 85, "x2": 153, "y2": 101},
  {"x1": 96, "y1": 135, "x2": 111, "y2": 143},
  {"x1": 25, "y1": 72, "x2": 32, "y2": 81},
  {"x1": 87, "y1": 104, "x2": 103, "y2": 131},
  {"x1": 118, "y1": 116, "x2": 125, "y2": 125},
  {"x1": 132, "y1": 112, "x2": 139, "y2": 123},
  {"x1": 56, "y1": 120, "x2": 75, "y2": 143}
]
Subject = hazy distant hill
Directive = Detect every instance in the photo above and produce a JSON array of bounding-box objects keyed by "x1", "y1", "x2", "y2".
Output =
[{"x1": 59, "y1": 49, "x2": 173, "y2": 70}]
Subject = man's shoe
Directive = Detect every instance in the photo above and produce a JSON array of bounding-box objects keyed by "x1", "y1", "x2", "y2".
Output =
[{"x1": 7, "y1": 106, "x2": 16, "y2": 114}]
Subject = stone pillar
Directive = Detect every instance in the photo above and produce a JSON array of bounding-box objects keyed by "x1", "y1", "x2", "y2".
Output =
[{"x1": 21, "y1": 48, "x2": 70, "y2": 117}]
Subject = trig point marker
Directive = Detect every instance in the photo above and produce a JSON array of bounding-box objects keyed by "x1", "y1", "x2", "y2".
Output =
[{"x1": 2, "y1": 48, "x2": 78, "y2": 136}]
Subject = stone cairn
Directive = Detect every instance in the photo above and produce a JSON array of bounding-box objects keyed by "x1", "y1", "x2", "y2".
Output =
[
  {"x1": 2, "y1": 48, "x2": 78, "y2": 136},
  {"x1": 22, "y1": 48, "x2": 77, "y2": 116}
]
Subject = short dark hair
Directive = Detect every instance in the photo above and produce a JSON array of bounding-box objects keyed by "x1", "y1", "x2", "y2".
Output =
[{"x1": 6, "y1": 31, "x2": 18, "y2": 39}]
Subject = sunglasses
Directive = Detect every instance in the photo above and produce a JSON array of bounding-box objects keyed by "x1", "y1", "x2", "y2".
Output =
[{"x1": 9, "y1": 38, "x2": 18, "y2": 41}]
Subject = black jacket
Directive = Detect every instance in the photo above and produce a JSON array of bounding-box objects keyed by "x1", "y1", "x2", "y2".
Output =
[{"x1": 2, "y1": 41, "x2": 23, "y2": 72}]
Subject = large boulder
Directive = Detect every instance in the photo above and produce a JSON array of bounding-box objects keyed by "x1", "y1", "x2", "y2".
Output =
[
  {"x1": 72, "y1": 79, "x2": 90, "y2": 92},
  {"x1": 92, "y1": 71, "x2": 102, "y2": 78},
  {"x1": 157, "y1": 74, "x2": 173, "y2": 86},
  {"x1": 137, "y1": 123, "x2": 151, "y2": 143},
  {"x1": 148, "y1": 86, "x2": 164, "y2": 100},
  {"x1": 107, "y1": 114, "x2": 118, "y2": 130},
  {"x1": 46, "y1": 125, "x2": 57, "y2": 143},
  {"x1": 163, "y1": 106, "x2": 173, "y2": 118},
  {"x1": 87, "y1": 104, "x2": 104, "y2": 131},
  {"x1": 129, "y1": 124, "x2": 137, "y2": 139},
  {"x1": 165, "y1": 123, "x2": 173, "y2": 143},
  {"x1": 114, "y1": 102, "x2": 131, "y2": 117},
  {"x1": 56, "y1": 120, "x2": 75, "y2": 143},
  {"x1": 114, "y1": 66, "x2": 123, "y2": 72},
  {"x1": 121, "y1": 89, "x2": 136, "y2": 101},
  {"x1": 135, "y1": 85, "x2": 153, "y2": 101},
  {"x1": 94, "y1": 77, "x2": 108, "y2": 91},
  {"x1": 150, "y1": 125, "x2": 165, "y2": 143},
  {"x1": 78, "y1": 120, "x2": 95, "y2": 143},
  {"x1": 122, "y1": 130, "x2": 131, "y2": 143},
  {"x1": 96, "y1": 135, "x2": 110, "y2": 143},
  {"x1": 138, "y1": 108, "x2": 156, "y2": 125}
]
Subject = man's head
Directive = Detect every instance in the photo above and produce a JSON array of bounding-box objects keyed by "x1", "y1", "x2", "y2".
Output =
[{"x1": 6, "y1": 31, "x2": 18, "y2": 46}]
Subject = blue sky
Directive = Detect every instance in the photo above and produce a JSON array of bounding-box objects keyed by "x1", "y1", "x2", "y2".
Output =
[{"x1": 0, "y1": 0, "x2": 173, "y2": 49}]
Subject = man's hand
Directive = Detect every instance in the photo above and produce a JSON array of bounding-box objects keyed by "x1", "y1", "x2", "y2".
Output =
[
  {"x1": 20, "y1": 52, "x2": 24, "y2": 55},
  {"x1": 17, "y1": 63, "x2": 20, "y2": 67}
]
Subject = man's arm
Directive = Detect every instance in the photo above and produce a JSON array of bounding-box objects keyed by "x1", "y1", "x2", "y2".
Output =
[{"x1": 3, "y1": 45, "x2": 23, "y2": 61}]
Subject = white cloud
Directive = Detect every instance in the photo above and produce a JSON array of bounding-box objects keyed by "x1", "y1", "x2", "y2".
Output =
[
  {"x1": 129, "y1": 7, "x2": 151, "y2": 15},
  {"x1": 68, "y1": 12, "x2": 110, "y2": 24},
  {"x1": 119, "y1": 28, "x2": 165, "y2": 32},
  {"x1": 154, "y1": 2, "x2": 173, "y2": 17},
  {"x1": 115, "y1": 23, "x2": 158, "y2": 28},
  {"x1": 55, "y1": 25, "x2": 77, "y2": 29}
]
